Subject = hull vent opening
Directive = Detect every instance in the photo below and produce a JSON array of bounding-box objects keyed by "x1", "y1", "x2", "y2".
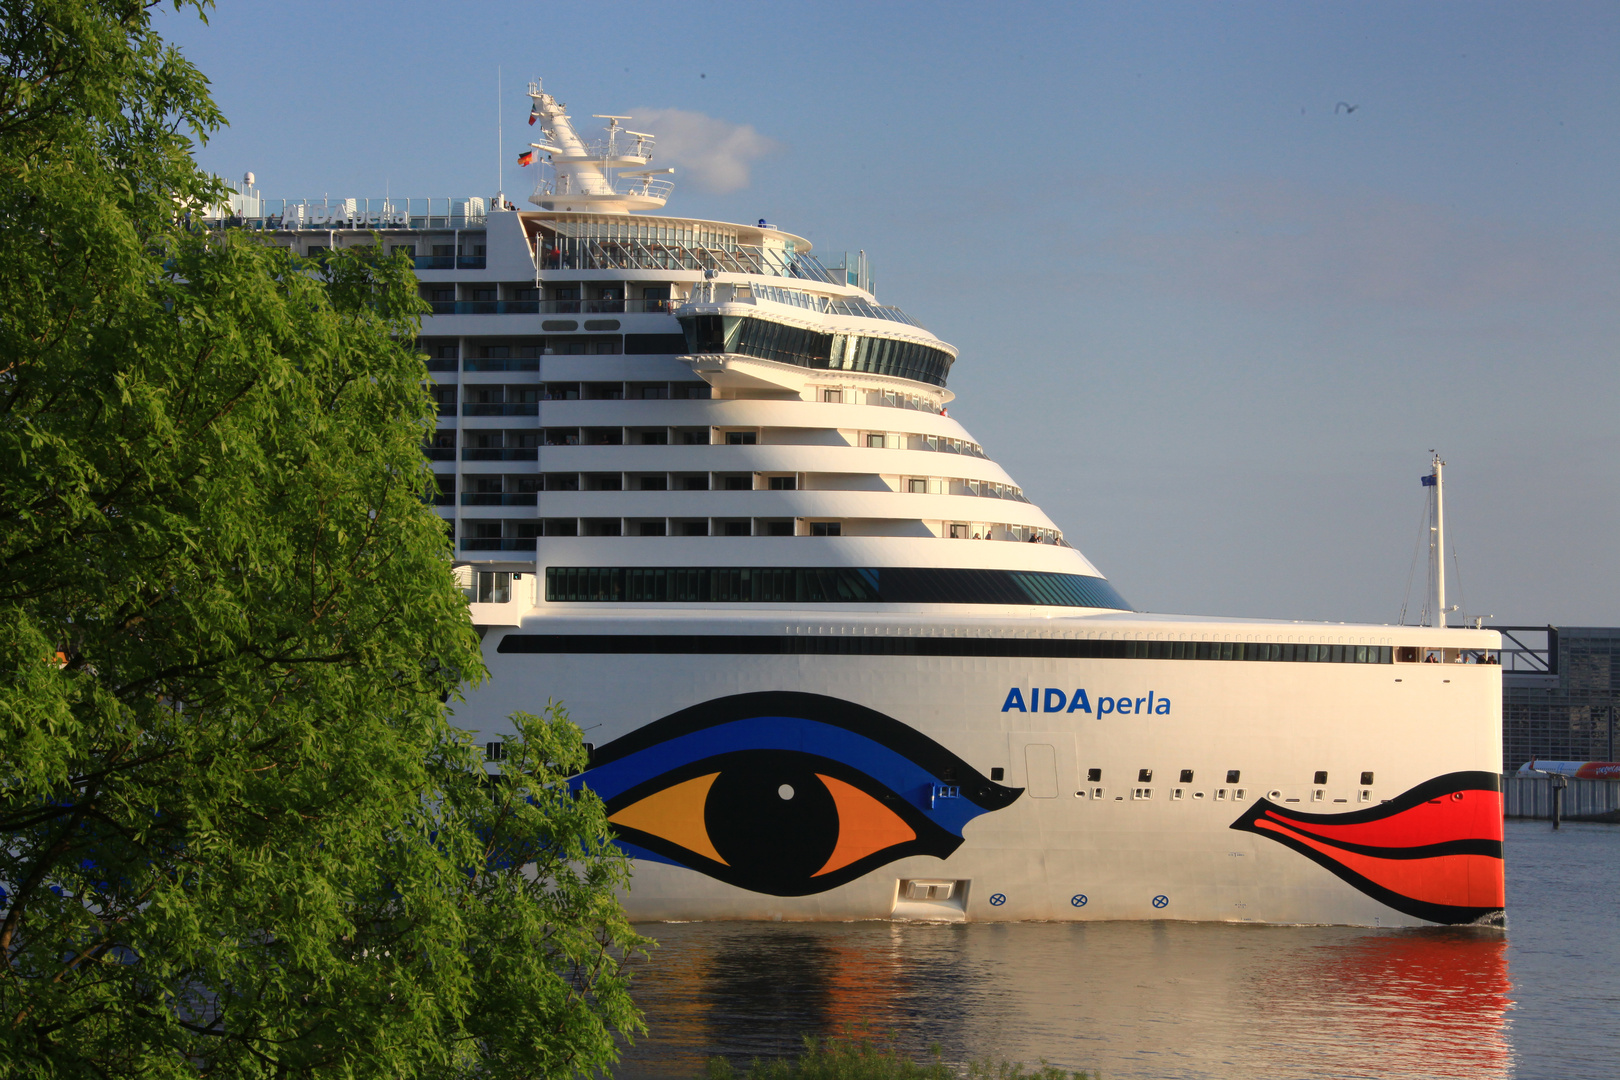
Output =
[{"x1": 892, "y1": 878, "x2": 969, "y2": 921}]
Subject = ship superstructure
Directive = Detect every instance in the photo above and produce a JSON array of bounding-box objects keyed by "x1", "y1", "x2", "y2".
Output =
[{"x1": 212, "y1": 83, "x2": 1506, "y2": 928}]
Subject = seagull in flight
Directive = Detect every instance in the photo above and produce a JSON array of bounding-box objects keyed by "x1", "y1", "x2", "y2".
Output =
[{"x1": 1336, "y1": 102, "x2": 1359, "y2": 114}]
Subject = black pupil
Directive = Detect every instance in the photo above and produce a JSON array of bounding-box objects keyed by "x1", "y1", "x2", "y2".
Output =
[{"x1": 705, "y1": 753, "x2": 838, "y2": 881}]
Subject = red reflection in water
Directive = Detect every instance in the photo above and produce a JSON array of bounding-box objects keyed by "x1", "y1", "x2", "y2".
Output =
[{"x1": 1251, "y1": 931, "x2": 1511, "y2": 1079}]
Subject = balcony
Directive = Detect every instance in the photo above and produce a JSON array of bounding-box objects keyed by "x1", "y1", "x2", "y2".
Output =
[
  {"x1": 413, "y1": 256, "x2": 487, "y2": 271},
  {"x1": 462, "y1": 356, "x2": 540, "y2": 372},
  {"x1": 428, "y1": 300, "x2": 539, "y2": 316},
  {"x1": 422, "y1": 298, "x2": 672, "y2": 316},
  {"x1": 424, "y1": 447, "x2": 456, "y2": 461},
  {"x1": 538, "y1": 298, "x2": 672, "y2": 315},
  {"x1": 461, "y1": 493, "x2": 539, "y2": 506},
  {"x1": 460, "y1": 538, "x2": 538, "y2": 551},
  {"x1": 462, "y1": 403, "x2": 539, "y2": 417},
  {"x1": 462, "y1": 448, "x2": 539, "y2": 461}
]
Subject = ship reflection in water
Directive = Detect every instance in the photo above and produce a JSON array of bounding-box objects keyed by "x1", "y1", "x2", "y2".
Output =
[{"x1": 616, "y1": 921, "x2": 1509, "y2": 1080}]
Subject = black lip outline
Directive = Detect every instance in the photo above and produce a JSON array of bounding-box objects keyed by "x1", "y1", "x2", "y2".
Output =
[
  {"x1": 591, "y1": 690, "x2": 1023, "y2": 811},
  {"x1": 1230, "y1": 770, "x2": 1504, "y2": 925},
  {"x1": 607, "y1": 749, "x2": 966, "y2": 896}
]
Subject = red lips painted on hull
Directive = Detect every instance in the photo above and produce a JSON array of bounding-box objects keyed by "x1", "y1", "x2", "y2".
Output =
[{"x1": 1230, "y1": 770, "x2": 1505, "y2": 926}]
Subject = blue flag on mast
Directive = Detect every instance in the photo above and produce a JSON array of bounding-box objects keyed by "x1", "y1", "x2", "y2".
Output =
[{"x1": 1421, "y1": 476, "x2": 1437, "y2": 486}]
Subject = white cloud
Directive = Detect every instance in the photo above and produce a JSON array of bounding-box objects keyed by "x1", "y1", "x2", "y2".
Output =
[{"x1": 628, "y1": 108, "x2": 780, "y2": 194}]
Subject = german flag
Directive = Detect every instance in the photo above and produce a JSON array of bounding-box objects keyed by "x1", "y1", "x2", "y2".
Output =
[{"x1": 517, "y1": 150, "x2": 535, "y2": 167}]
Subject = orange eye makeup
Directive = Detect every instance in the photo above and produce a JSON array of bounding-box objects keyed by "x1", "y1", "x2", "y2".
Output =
[{"x1": 575, "y1": 691, "x2": 1021, "y2": 896}]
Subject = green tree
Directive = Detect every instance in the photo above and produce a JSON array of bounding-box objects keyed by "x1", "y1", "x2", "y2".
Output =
[{"x1": 0, "y1": 2, "x2": 645, "y2": 1075}]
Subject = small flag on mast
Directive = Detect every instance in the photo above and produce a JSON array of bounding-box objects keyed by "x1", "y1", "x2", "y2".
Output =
[
  {"x1": 517, "y1": 150, "x2": 535, "y2": 167},
  {"x1": 1420, "y1": 475, "x2": 1437, "y2": 486},
  {"x1": 528, "y1": 105, "x2": 539, "y2": 126}
]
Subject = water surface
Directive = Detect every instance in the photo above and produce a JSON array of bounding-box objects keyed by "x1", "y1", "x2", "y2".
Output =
[{"x1": 615, "y1": 821, "x2": 1617, "y2": 1080}]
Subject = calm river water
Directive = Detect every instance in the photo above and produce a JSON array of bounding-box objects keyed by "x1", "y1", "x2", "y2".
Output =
[{"x1": 615, "y1": 821, "x2": 1617, "y2": 1080}]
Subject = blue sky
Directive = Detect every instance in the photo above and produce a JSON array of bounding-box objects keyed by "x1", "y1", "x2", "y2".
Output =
[{"x1": 160, "y1": 1, "x2": 1620, "y2": 625}]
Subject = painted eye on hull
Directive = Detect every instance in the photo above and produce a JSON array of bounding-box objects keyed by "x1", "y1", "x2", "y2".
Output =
[{"x1": 574, "y1": 692, "x2": 1021, "y2": 896}]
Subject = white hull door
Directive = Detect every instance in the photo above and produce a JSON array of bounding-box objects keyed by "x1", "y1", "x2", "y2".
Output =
[{"x1": 465, "y1": 618, "x2": 1506, "y2": 928}]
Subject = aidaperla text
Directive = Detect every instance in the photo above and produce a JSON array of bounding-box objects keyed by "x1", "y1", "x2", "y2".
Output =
[{"x1": 1000, "y1": 688, "x2": 1171, "y2": 715}]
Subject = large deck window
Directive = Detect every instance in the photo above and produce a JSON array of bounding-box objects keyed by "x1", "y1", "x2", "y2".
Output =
[
  {"x1": 543, "y1": 566, "x2": 1130, "y2": 610},
  {"x1": 679, "y1": 315, "x2": 955, "y2": 388}
]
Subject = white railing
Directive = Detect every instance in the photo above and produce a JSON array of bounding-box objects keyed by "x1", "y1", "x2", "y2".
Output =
[
  {"x1": 616, "y1": 177, "x2": 674, "y2": 200},
  {"x1": 202, "y1": 197, "x2": 489, "y2": 229}
]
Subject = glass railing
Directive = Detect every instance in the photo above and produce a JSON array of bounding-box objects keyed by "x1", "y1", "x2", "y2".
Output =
[
  {"x1": 537, "y1": 298, "x2": 672, "y2": 314},
  {"x1": 538, "y1": 236, "x2": 839, "y2": 284},
  {"x1": 462, "y1": 356, "x2": 540, "y2": 372},
  {"x1": 425, "y1": 298, "x2": 674, "y2": 316},
  {"x1": 460, "y1": 538, "x2": 538, "y2": 551},
  {"x1": 413, "y1": 255, "x2": 487, "y2": 270},
  {"x1": 460, "y1": 493, "x2": 539, "y2": 506},
  {"x1": 461, "y1": 448, "x2": 539, "y2": 461},
  {"x1": 462, "y1": 403, "x2": 540, "y2": 416},
  {"x1": 427, "y1": 300, "x2": 540, "y2": 315}
]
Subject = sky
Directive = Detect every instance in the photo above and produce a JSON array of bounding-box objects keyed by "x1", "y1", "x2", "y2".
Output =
[{"x1": 157, "y1": 0, "x2": 1620, "y2": 627}]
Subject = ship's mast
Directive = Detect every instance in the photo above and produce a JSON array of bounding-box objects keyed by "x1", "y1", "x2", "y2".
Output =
[
  {"x1": 1428, "y1": 452, "x2": 1446, "y2": 629},
  {"x1": 524, "y1": 79, "x2": 672, "y2": 213}
]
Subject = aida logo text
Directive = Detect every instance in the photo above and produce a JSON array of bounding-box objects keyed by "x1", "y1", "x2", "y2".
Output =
[{"x1": 1000, "y1": 687, "x2": 1171, "y2": 715}]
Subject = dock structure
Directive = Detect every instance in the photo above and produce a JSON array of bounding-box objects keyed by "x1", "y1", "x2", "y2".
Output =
[
  {"x1": 1501, "y1": 626, "x2": 1620, "y2": 772},
  {"x1": 1503, "y1": 774, "x2": 1620, "y2": 824}
]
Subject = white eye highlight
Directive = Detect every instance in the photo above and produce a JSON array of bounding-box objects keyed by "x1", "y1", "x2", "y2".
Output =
[{"x1": 778, "y1": 784, "x2": 795, "y2": 800}]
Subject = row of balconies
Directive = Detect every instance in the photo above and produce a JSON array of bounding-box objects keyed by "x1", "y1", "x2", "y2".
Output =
[
  {"x1": 426, "y1": 425, "x2": 988, "y2": 457},
  {"x1": 419, "y1": 281, "x2": 683, "y2": 309},
  {"x1": 433, "y1": 382, "x2": 713, "y2": 415},
  {"x1": 434, "y1": 471, "x2": 1027, "y2": 504},
  {"x1": 450, "y1": 516, "x2": 1060, "y2": 548}
]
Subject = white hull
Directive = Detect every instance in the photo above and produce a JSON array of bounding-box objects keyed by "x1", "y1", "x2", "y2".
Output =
[{"x1": 461, "y1": 610, "x2": 1505, "y2": 928}]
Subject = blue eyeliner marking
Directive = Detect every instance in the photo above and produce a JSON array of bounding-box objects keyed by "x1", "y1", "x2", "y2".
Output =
[{"x1": 578, "y1": 716, "x2": 992, "y2": 837}]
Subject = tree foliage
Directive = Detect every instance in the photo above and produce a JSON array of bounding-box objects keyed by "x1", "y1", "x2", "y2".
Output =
[{"x1": 0, "y1": 2, "x2": 644, "y2": 1075}]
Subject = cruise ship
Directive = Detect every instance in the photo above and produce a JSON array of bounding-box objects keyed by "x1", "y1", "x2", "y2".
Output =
[{"x1": 219, "y1": 81, "x2": 1506, "y2": 928}]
